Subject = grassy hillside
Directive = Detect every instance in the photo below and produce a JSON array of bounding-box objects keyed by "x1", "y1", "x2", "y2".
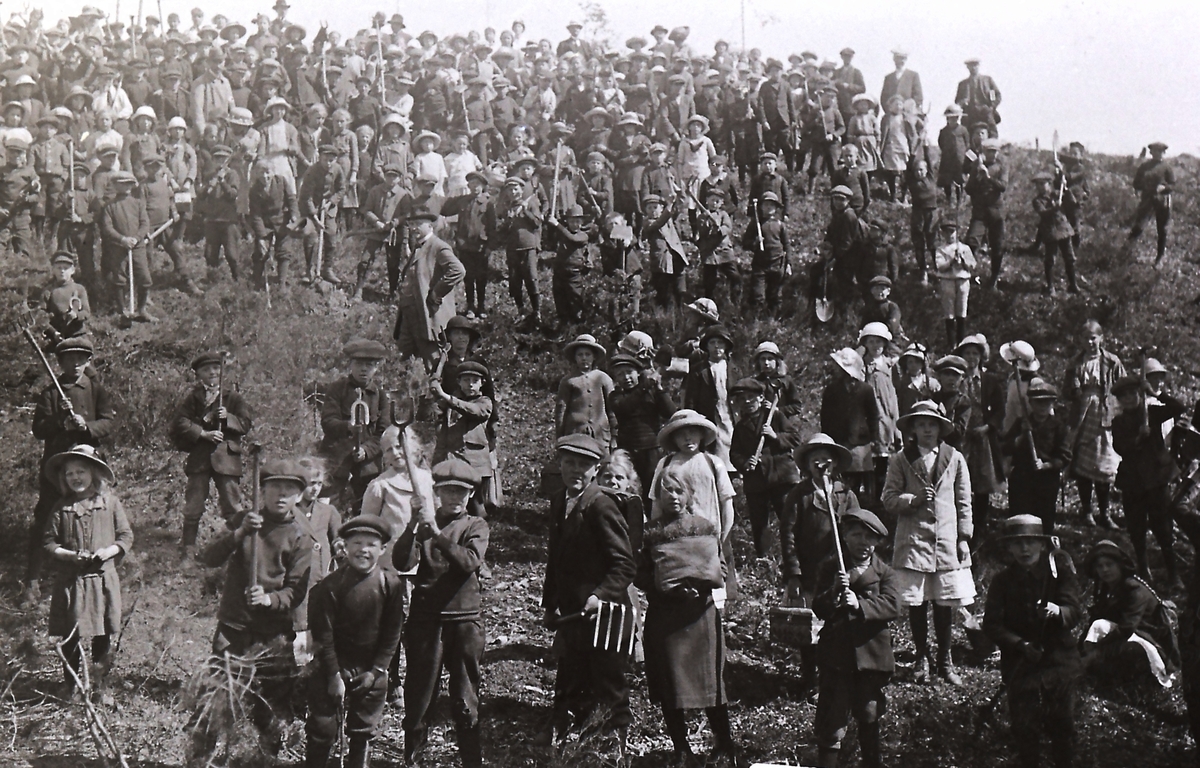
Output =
[{"x1": 0, "y1": 144, "x2": 1197, "y2": 766}]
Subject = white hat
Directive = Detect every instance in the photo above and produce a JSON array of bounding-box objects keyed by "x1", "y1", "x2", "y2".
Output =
[
  {"x1": 830, "y1": 348, "x2": 866, "y2": 382},
  {"x1": 168, "y1": 116, "x2": 189, "y2": 130},
  {"x1": 858, "y1": 322, "x2": 893, "y2": 343},
  {"x1": 753, "y1": 341, "x2": 782, "y2": 359},
  {"x1": 133, "y1": 105, "x2": 157, "y2": 122},
  {"x1": 999, "y1": 340, "x2": 1040, "y2": 372}
]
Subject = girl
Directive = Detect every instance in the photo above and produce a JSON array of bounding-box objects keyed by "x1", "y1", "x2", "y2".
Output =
[
  {"x1": 555, "y1": 334, "x2": 617, "y2": 448},
  {"x1": 676, "y1": 115, "x2": 717, "y2": 205},
  {"x1": 1082, "y1": 539, "x2": 1180, "y2": 686},
  {"x1": 882, "y1": 401, "x2": 974, "y2": 685},
  {"x1": 638, "y1": 465, "x2": 737, "y2": 766},
  {"x1": 858, "y1": 322, "x2": 901, "y2": 504},
  {"x1": 294, "y1": 456, "x2": 343, "y2": 581},
  {"x1": 1062, "y1": 319, "x2": 1125, "y2": 528},
  {"x1": 846, "y1": 93, "x2": 880, "y2": 173},
  {"x1": 651, "y1": 410, "x2": 737, "y2": 605},
  {"x1": 878, "y1": 95, "x2": 914, "y2": 203},
  {"x1": 412, "y1": 130, "x2": 448, "y2": 196},
  {"x1": 894, "y1": 343, "x2": 936, "y2": 417},
  {"x1": 43, "y1": 445, "x2": 133, "y2": 695}
]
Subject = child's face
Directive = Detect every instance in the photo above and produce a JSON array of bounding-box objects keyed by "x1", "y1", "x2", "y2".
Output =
[
  {"x1": 869, "y1": 285, "x2": 889, "y2": 302},
  {"x1": 587, "y1": 159, "x2": 603, "y2": 174},
  {"x1": 910, "y1": 416, "x2": 942, "y2": 448},
  {"x1": 706, "y1": 194, "x2": 723, "y2": 210},
  {"x1": 672, "y1": 426, "x2": 706, "y2": 454},
  {"x1": 447, "y1": 329, "x2": 472, "y2": 355},
  {"x1": 196, "y1": 362, "x2": 222, "y2": 387},
  {"x1": 453, "y1": 136, "x2": 469, "y2": 153},
  {"x1": 1008, "y1": 538, "x2": 1045, "y2": 569},
  {"x1": 1030, "y1": 398, "x2": 1053, "y2": 418},
  {"x1": 761, "y1": 201, "x2": 780, "y2": 218},
  {"x1": 961, "y1": 348, "x2": 981, "y2": 369},
  {"x1": 756, "y1": 354, "x2": 779, "y2": 374},
  {"x1": 7, "y1": 149, "x2": 25, "y2": 166},
  {"x1": 649, "y1": 151, "x2": 665, "y2": 165},
  {"x1": 349, "y1": 358, "x2": 380, "y2": 386},
  {"x1": 831, "y1": 195, "x2": 848, "y2": 212},
  {"x1": 302, "y1": 475, "x2": 324, "y2": 502},
  {"x1": 886, "y1": 100, "x2": 901, "y2": 115},
  {"x1": 1117, "y1": 391, "x2": 1140, "y2": 412},
  {"x1": 806, "y1": 448, "x2": 836, "y2": 478},
  {"x1": 842, "y1": 524, "x2": 879, "y2": 562},
  {"x1": 63, "y1": 459, "x2": 94, "y2": 495},
  {"x1": 658, "y1": 479, "x2": 687, "y2": 516},
  {"x1": 333, "y1": 116, "x2": 349, "y2": 132},
  {"x1": 263, "y1": 479, "x2": 303, "y2": 517},
  {"x1": 574, "y1": 348, "x2": 596, "y2": 371},
  {"x1": 343, "y1": 532, "x2": 384, "y2": 574},
  {"x1": 599, "y1": 464, "x2": 633, "y2": 494},
  {"x1": 645, "y1": 201, "x2": 664, "y2": 218},
  {"x1": 687, "y1": 123, "x2": 702, "y2": 138},
  {"x1": 734, "y1": 391, "x2": 763, "y2": 418},
  {"x1": 902, "y1": 358, "x2": 922, "y2": 376},
  {"x1": 57, "y1": 351, "x2": 90, "y2": 380},
  {"x1": 435, "y1": 484, "x2": 472, "y2": 516},
  {"x1": 418, "y1": 137, "x2": 435, "y2": 154},
  {"x1": 381, "y1": 437, "x2": 404, "y2": 471},
  {"x1": 53, "y1": 264, "x2": 75, "y2": 284},
  {"x1": 761, "y1": 159, "x2": 776, "y2": 174},
  {"x1": 40, "y1": 123, "x2": 56, "y2": 139},
  {"x1": 937, "y1": 370, "x2": 962, "y2": 393},
  {"x1": 1092, "y1": 555, "x2": 1123, "y2": 586},
  {"x1": 458, "y1": 372, "x2": 484, "y2": 398},
  {"x1": 706, "y1": 338, "x2": 729, "y2": 361},
  {"x1": 855, "y1": 101, "x2": 870, "y2": 114},
  {"x1": 615, "y1": 366, "x2": 639, "y2": 389}
]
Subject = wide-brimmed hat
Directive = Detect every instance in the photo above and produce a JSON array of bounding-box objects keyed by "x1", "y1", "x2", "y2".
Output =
[
  {"x1": 999, "y1": 340, "x2": 1040, "y2": 372},
  {"x1": 794, "y1": 432, "x2": 853, "y2": 472},
  {"x1": 753, "y1": 341, "x2": 782, "y2": 360},
  {"x1": 955, "y1": 333, "x2": 990, "y2": 360},
  {"x1": 617, "y1": 330, "x2": 655, "y2": 359},
  {"x1": 415, "y1": 130, "x2": 441, "y2": 149},
  {"x1": 224, "y1": 107, "x2": 254, "y2": 127},
  {"x1": 444, "y1": 315, "x2": 481, "y2": 341},
  {"x1": 1144, "y1": 357, "x2": 1168, "y2": 378},
  {"x1": 1084, "y1": 539, "x2": 1136, "y2": 576},
  {"x1": 583, "y1": 106, "x2": 612, "y2": 124},
  {"x1": 564, "y1": 334, "x2": 606, "y2": 359},
  {"x1": 682, "y1": 297, "x2": 719, "y2": 324},
  {"x1": 997, "y1": 514, "x2": 1051, "y2": 541},
  {"x1": 657, "y1": 409, "x2": 719, "y2": 450},
  {"x1": 858, "y1": 322, "x2": 892, "y2": 343},
  {"x1": 45, "y1": 444, "x2": 114, "y2": 485},
  {"x1": 830, "y1": 348, "x2": 865, "y2": 381},
  {"x1": 700, "y1": 324, "x2": 733, "y2": 350},
  {"x1": 686, "y1": 114, "x2": 710, "y2": 132},
  {"x1": 944, "y1": 103, "x2": 964, "y2": 117},
  {"x1": 897, "y1": 400, "x2": 953, "y2": 434}
]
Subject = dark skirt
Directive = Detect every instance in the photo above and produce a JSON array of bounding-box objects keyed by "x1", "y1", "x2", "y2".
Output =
[{"x1": 643, "y1": 591, "x2": 726, "y2": 709}]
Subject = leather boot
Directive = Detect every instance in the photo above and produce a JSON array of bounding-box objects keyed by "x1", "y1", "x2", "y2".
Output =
[
  {"x1": 346, "y1": 737, "x2": 370, "y2": 768},
  {"x1": 277, "y1": 261, "x2": 290, "y2": 293},
  {"x1": 859, "y1": 721, "x2": 882, "y2": 768},
  {"x1": 457, "y1": 725, "x2": 482, "y2": 768},
  {"x1": 304, "y1": 736, "x2": 332, "y2": 768},
  {"x1": 181, "y1": 521, "x2": 200, "y2": 560},
  {"x1": 1065, "y1": 256, "x2": 1080, "y2": 293},
  {"x1": 136, "y1": 288, "x2": 159, "y2": 323}
]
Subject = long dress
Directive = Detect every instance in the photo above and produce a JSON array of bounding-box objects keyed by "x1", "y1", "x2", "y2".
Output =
[
  {"x1": 557, "y1": 369, "x2": 616, "y2": 445},
  {"x1": 879, "y1": 113, "x2": 911, "y2": 173},
  {"x1": 847, "y1": 111, "x2": 881, "y2": 172},
  {"x1": 863, "y1": 353, "x2": 900, "y2": 456},
  {"x1": 1064, "y1": 351, "x2": 1125, "y2": 483},
  {"x1": 45, "y1": 491, "x2": 134, "y2": 639}
]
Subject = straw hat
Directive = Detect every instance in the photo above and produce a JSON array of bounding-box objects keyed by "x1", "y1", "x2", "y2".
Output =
[
  {"x1": 1083, "y1": 539, "x2": 1136, "y2": 576},
  {"x1": 858, "y1": 322, "x2": 893, "y2": 343},
  {"x1": 896, "y1": 400, "x2": 954, "y2": 435},
  {"x1": 830, "y1": 348, "x2": 866, "y2": 382},
  {"x1": 657, "y1": 409, "x2": 719, "y2": 450},
  {"x1": 955, "y1": 334, "x2": 990, "y2": 360},
  {"x1": 999, "y1": 340, "x2": 1040, "y2": 372},
  {"x1": 997, "y1": 514, "x2": 1051, "y2": 541},
  {"x1": 563, "y1": 334, "x2": 606, "y2": 359},
  {"x1": 793, "y1": 433, "x2": 853, "y2": 472},
  {"x1": 45, "y1": 444, "x2": 114, "y2": 485}
]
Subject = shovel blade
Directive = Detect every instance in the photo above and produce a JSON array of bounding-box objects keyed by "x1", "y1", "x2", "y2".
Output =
[{"x1": 815, "y1": 297, "x2": 833, "y2": 323}]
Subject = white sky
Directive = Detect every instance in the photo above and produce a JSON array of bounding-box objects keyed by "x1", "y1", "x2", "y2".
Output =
[{"x1": 32, "y1": 0, "x2": 1200, "y2": 156}]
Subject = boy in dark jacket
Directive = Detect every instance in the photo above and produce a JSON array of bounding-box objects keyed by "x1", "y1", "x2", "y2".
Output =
[
  {"x1": 548, "y1": 204, "x2": 592, "y2": 326},
  {"x1": 441, "y1": 171, "x2": 492, "y2": 317},
  {"x1": 908, "y1": 158, "x2": 939, "y2": 283},
  {"x1": 752, "y1": 341, "x2": 804, "y2": 418},
  {"x1": 100, "y1": 171, "x2": 153, "y2": 319},
  {"x1": 861, "y1": 277, "x2": 906, "y2": 346},
  {"x1": 855, "y1": 218, "x2": 899, "y2": 300},
  {"x1": 1112, "y1": 374, "x2": 1186, "y2": 586},
  {"x1": 1001, "y1": 379, "x2": 1073, "y2": 533},
  {"x1": 641, "y1": 193, "x2": 688, "y2": 313},
  {"x1": 305, "y1": 515, "x2": 406, "y2": 768},
  {"x1": 729, "y1": 377, "x2": 803, "y2": 559},
  {"x1": 393, "y1": 459, "x2": 490, "y2": 768},
  {"x1": 1032, "y1": 171, "x2": 1078, "y2": 295},
  {"x1": 812, "y1": 509, "x2": 899, "y2": 768},
  {"x1": 608, "y1": 353, "x2": 677, "y2": 495},
  {"x1": 200, "y1": 145, "x2": 241, "y2": 284},
  {"x1": 984, "y1": 515, "x2": 1083, "y2": 768},
  {"x1": 694, "y1": 187, "x2": 740, "y2": 310},
  {"x1": 41, "y1": 252, "x2": 91, "y2": 349},
  {"x1": 433, "y1": 362, "x2": 495, "y2": 519},
  {"x1": 171, "y1": 351, "x2": 253, "y2": 559},
  {"x1": 742, "y1": 191, "x2": 789, "y2": 311}
]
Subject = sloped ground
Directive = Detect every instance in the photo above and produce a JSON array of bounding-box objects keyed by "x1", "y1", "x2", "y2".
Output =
[{"x1": 0, "y1": 144, "x2": 1198, "y2": 766}]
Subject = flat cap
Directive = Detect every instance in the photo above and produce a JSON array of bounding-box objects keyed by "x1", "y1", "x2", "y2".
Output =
[
  {"x1": 841, "y1": 508, "x2": 889, "y2": 537},
  {"x1": 556, "y1": 433, "x2": 606, "y2": 461},
  {"x1": 191, "y1": 351, "x2": 225, "y2": 369},
  {"x1": 433, "y1": 457, "x2": 481, "y2": 488},
  {"x1": 343, "y1": 338, "x2": 388, "y2": 360},
  {"x1": 51, "y1": 250, "x2": 77, "y2": 266},
  {"x1": 338, "y1": 514, "x2": 393, "y2": 542},
  {"x1": 729, "y1": 377, "x2": 766, "y2": 395},
  {"x1": 455, "y1": 361, "x2": 489, "y2": 378},
  {"x1": 933, "y1": 355, "x2": 968, "y2": 374},
  {"x1": 260, "y1": 458, "x2": 308, "y2": 487},
  {"x1": 55, "y1": 336, "x2": 94, "y2": 355}
]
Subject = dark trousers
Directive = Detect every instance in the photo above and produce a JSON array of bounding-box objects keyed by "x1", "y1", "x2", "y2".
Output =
[
  {"x1": 460, "y1": 248, "x2": 489, "y2": 312},
  {"x1": 1008, "y1": 468, "x2": 1061, "y2": 532},
  {"x1": 183, "y1": 471, "x2": 244, "y2": 525},
  {"x1": 60, "y1": 629, "x2": 111, "y2": 688},
  {"x1": 204, "y1": 220, "x2": 242, "y2": 279},
  {"x1": 1130, "y1": 197, "x2": 1170, "y2": 257},
  {"x1": 552, "y1": 267, "x2": 585, "y2": 323},
  {"x1": 702, "y1": 262, "x2": 742, "y2": 308},
  {"x1": 910, "y1": 207, "x2": 937, "y2": 272},
  {"x1": 0, "y1": 210, "x2": 33, "y2": 256},
  {"x1": 814, "y1": 667, "x2": 887, "y2": 768},
  {"x1": 151, "y1": 228, "x2": 188, "y2": 276},
  {"x1": 1124, "y1": 484, "x2": 1177, "y2": 579},
  {"x1": 103, "y1": 242, "x2": 152, "y2": 287},
  {"x1": 625, "y1": 446, "x2": 661, "y2": 501},
  {"x1": 1041, "y1": 237, "x2": 1077, "y2": 288},
  {"x1": 746, "y1": 484, "x2": 795, "y2": 558},
  {"x1": 306, "y1": 661, "x2": 388, "y2": 750},
  {"x1": 651, "y1": 271, "x2": 685, "y2": 312},
  {"x1": 966, "y1": 208, "x2": 1005, "y2": 279},
  {"x1": 750, "y1": 267, "x2": 784, "y2": 308},
  {"x1": 1181, "y1": 640, "x2": 1200, "y2": 767},
  {"x1": 62, "y1": 222, "x2": 98, "y2": 290},
  {"x1": 403, "y1": 617, "x2": 485, "y2": 734},
  {"x1": 506, "y1": 247, "x2": 538, "y2": 314},
  {"x1": 28, "y1": 473, "x2": 58, "y2": 582},
  {"x1": 1008, "y1": 680, "x2": 1076, "y2": 768},
  {"x1": 553, "y1": 622, "x2": 632, "y2": 734}
]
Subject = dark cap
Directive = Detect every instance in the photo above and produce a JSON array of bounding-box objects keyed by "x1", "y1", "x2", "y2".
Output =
[
  {"x1": 55, "y1": 336, "x2": 94, "y2": 356},
  {"x1": 729, "y1": 377, "x2": 766, "y2": 396},
  {"x1": 51, "y1": 250, "x2": 77, "y2": 266},
  {"x1": 841, "y1": 508, "x2": 888, "y2": 537},
  {"x1": 556, "y1": 433, "x2": 606, "y2": 461},
  {"x1": 191, "y1": 350, "x2": 225, "y2": 369},
  {"x1": 456, "y1": 361, "x2": 489, "y2": 379},
  {"x1": 338, "y1": 514, "x2": 393, "y2": 542},
  {"x1": 433, "y1": 457, "x2": 481, "y2": 488},
  {"x1": 343, "y1": 338, "x2": 388, "y2": 360},
  {"x1": 260, "y1": 458, "x2": 308, "y2": 487}
]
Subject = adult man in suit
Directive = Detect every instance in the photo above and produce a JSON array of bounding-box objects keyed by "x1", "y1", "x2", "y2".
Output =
[
  {"x1": 833, "y1": 47, "x2": 866, "y2": 125},
  {"x1": 393, "y1": 210, "x2": 465, "y2": 370},
  {"x1": 542, "y1": 433, "x2": 636, "y2": 745},
  {"x1": 879, "y1": 48, "x2": 923, "y2": 129},
  {"x1": 955, "y1": 58, "x2": 1002, "y2": 138},
  {"x1": 756, "y1": 59, "x2": 791, "y2": 161}
]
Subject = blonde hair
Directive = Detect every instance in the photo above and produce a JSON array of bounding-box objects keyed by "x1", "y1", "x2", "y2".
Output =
[
  {"x1": 656, "y1": 464, "x2": 695, "y2": 511},
  {"x1": 56, "y1": 457, "x2": 107, "y2": 498},
  {"x1": 297, "y1": 455, "x2": 327, "y2": 483},
  {"x1": 600, "y1": 449, "x2": 643, "y2": 497}
]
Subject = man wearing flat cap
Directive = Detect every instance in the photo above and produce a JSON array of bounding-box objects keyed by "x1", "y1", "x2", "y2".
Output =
[
  {"x1": 306, "y1": 514, "x2": 405, "y2": 768},
  {"x1": 880, "y1": 48, "x2": 923, "y2": 130},
  {"x1": 200, "y1": 457, "x2": 313, "y2": 763},
  {"x1": 191, "y1": 47, "x2": 234, "y2": 134},
  {"x1": 543, "y1": 433, "x2": 636, "y2": 744},
  {"x1": 833, "y1": 47, "x2": 866, "y2": 125},
  {"x1": 1128, "y1": 141, "x2": 1174, "y2": 265},
  {"x1": 955, "y1": 58, "x2": 1001, "y2": 139},
  {"x1": 319, "y1": 338, "x2": 392, "y2": 514},
  {"x1": 393, "y1": 208, "x2": 465, "y2": 370},
  {"x1": 756, "y1": 60, "x2": 791, "y2": 161}
]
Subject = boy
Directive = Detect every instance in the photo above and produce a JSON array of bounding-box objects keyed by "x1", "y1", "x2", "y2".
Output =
[
  {"x1": 441, "y1": 170, "x2": 492, "y2": 318},
  {"x1": 299, "y1": 144, "x2": 348, "y2": 286},
  {"x1": 170, "y1": 351, "x2": 254, "y2": 559},
  {"x1": 354, "y1": 164, "x2": 408, "y2": 300},
  {"x1": 742, "y1": 191, "x2": 789, "y2": 312},
  {"x1": 547, "y1": 204, "x2": 591, "y2": 326},
  {"x1": 855, "y1": 219, "x2": 899, "y2": 301},
  {"x1": 642, "y1": 193, "x2": 688, "y2": 312},
  {"x1": 494, "y1": 175, "x2": 543, "y2": 328},
  {"x1": 747, "y1": 151, "x2": 789, "y2": 220},
  {"x1": 31, "y1": 116, "x2": 71, "y2": 246},
  {"x1": 1031, "y1": 170, "x2": 1078, "y2": 295},
  {"x1": 830, "y1": 144, "x2": 869, "y2": 213},
  {"x1": 812, "y1": 509, "x2": 899, "y2": 768},
  {"x1": 199, "y1": 459, "x2": 313, "y2": 763},
  {"x1": 0, "y1": 134, "x2": 41, "y2": 258},
  {"x1": 41, "y1": 252, "x2": 91, "y2": 349},
  {"x1": 908, "y1": 159, "x2": 939, "y2": 284},
  {"x1": 305, "y1": 515, "x2": 406, "y2": 768},
  {"x1": 1002, "y1": 379, "x2": 1072, "y2": 533},
  {"x1": 934, "y1": 221, "x2": 975, "y2": 346},
  {"x1": 200, "y1": 145, "x2": 242, "y2": 285},
  {"x1": 752, "y1": 341, "x2": 803, "y2": 417},
  {"x1": 139, "y1": 154, "x2": 188, "y2": 290},
  {"x1": 638, "y1": 142, "x2": 677, "y2": 208},
  {"x1": 695, "y1": 187, "x2": 740, "y2": 310},
  {"x1": 100, "y1": 171, "x2": 154, "y2": 320},
  {"x1": 432, "y1": 361, "x2": 495, "y2": 519},
  {"x1": 983, "y1": 515, "x2": 1082, "y2": 768},
  {"x1": 861, "y1": 277, "x2": 905, "y2": 347},
  {"x1": 444, "y1": 131, "x2": 483, "y2": 199},
  {"x1": 394, "y1": 459, "x2": 490, "y2": 768},
  {"x1": 937, "y1": 104, "x2": 969, "y2": 205},
  {"x1": 248, "y1": 159, "x2": 300, "y2": 293},
  {"x1": 60, "y1": 162, "x2": 96, "y2": 290},
  {"x1": 1112, "y1": 374, "x2": 1186, "y2": 586},
  {"x1": 319, "y1": 339, "x2": 391, "y2": 514},
  {"x1": 728, "y1": 377, "x2": 802, "y2": 559}
]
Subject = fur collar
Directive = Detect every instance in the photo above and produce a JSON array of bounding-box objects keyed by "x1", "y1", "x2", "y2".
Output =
[{"x1": 643, "y1": 513, "x2": 718, "y2": 546}]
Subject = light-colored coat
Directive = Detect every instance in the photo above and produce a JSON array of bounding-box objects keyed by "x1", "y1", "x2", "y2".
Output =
[
  {"x1": 882, "y1": 443, "x2": 973, "y2": 572},
  {"x1": 397, "y1": 232, "x2": 466, "y2": 344}
]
